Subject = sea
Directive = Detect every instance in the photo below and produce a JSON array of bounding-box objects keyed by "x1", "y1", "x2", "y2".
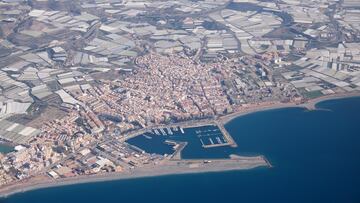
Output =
[{"x1": 1, "y1": 97, "x2": 360, "y2": 203}]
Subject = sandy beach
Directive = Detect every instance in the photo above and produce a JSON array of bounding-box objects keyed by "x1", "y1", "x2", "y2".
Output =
[
  {"x1": 1, "y1": 92, "x2": 359, "y2": 198},
  {"x1": 0, "y1": 156, "x2": 268, "y2": 198},
  {"x1": 220, "y1": 92, "x2": 360, "y2": 124}
]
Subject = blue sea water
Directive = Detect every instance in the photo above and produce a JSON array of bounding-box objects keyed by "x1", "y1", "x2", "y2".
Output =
[{"x1": 2, "y1": 97, "x2": 360, "y2": 203}]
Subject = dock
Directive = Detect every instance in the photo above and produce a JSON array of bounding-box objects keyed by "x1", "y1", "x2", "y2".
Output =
[
  {"x1": 261, "y1": 155, "x2": 273, "y2": 168},
  {"x1": 166, "y1": 127, "x2": 173, "y2": 135},
  {"x1": 215, "y1": 120, "x2": 237, "y2": 148},
  {"x1": 200, "y1": 121, "x2": 237, "y2": 148},
  {"x1": 202, "y1": 142, "x2": 231, "y2": 148},
  {"x1": 170, "y1": 142, "x2": 187, "y2": 160},
  {"x1": 159, "y1": 128, "x2": 167, "y2": 136},
  {"x1": 154, "y1": 129, "x2": 160, "y2": 135}
]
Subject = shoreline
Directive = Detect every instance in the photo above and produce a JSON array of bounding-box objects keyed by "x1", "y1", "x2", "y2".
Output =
[
  {"x1": 119, "y1": 92, "x2": 360, "y2": 142},
  {"x1": 0, "y1": 156, "x2": 268, "y2": 198},
  {"x1": 220, "y1": 92, "x2": 360, "y2": 124},
  {"x1": 0, "y1": 92, "x2": 359, "y2": 198}
]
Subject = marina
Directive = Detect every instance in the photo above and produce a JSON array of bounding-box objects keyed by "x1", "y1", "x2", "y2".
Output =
[
  {"x1": 127, "y1": 123, "x2": 238, "y2": 158},
  {"x1": 196, "y1": 125, "x2": 229, "y2": 148}
]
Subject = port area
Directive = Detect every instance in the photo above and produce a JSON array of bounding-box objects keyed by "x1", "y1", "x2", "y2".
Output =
[
  {"x1": 0, "y1": 121, "x2": 269, "y2": 197},
  {"x1": 122, "y1": 119, "x2": 238, "y2": 149},
  {"x1": 121, "y1": 119, "x2": 266, "y2": 171}
]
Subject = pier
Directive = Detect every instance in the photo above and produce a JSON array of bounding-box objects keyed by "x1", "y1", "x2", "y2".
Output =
[
  {"x1": 215, "y1": 121, "x2": 237, "y2": 147},
  {"x1": 261, "y1": 155, "x2": 273, "y2": 168},
  {"x1": 170, "y1": 142, "x2": 187, "y2": 160},
  {"x1": 202, "y1": 142, "x2": 232, "y2": 148},
  {"x1": 196, "y1": 121, "x2": 237, "y2": 148}
]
